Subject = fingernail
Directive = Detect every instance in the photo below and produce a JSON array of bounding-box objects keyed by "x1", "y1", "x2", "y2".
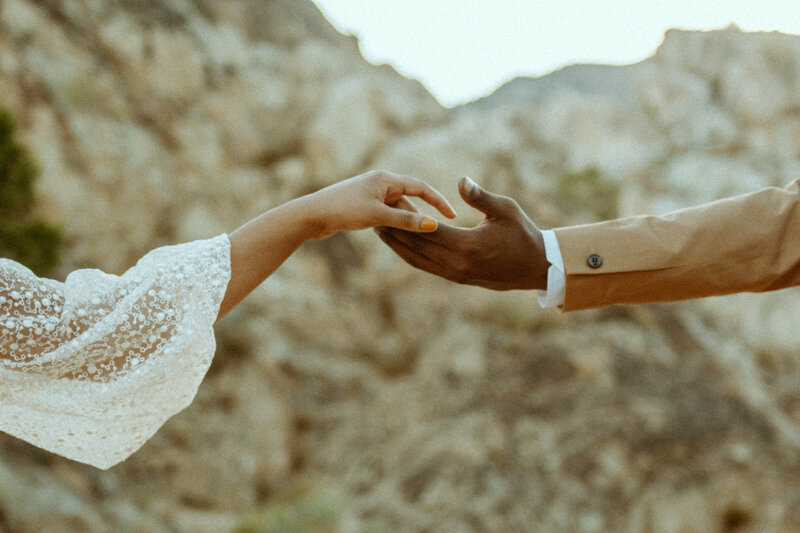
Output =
[
  {"x1": 420, "y1": 217, "x2": 437, "y2": 231},
  {"x1": 462, "y1": 176, "x2": 476, "y2": 194}
]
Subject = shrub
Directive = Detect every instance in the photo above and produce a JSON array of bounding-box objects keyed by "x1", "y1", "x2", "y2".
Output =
[
  {"x1": 0, "y1": 109, "x2": 62, "y2": 274},
  {"x1": 556, "y1": 166, "x2": 620, "y2": 221}
]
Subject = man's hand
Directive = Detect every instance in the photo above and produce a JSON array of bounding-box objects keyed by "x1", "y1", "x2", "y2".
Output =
[{"x1": 375, "y1": 177, "x2": 551, "y2": 291}]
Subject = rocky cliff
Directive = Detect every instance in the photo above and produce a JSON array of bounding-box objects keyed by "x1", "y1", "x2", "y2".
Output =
[{"x1": 2, "y1": 1, "x2": 800, "y2": 532}]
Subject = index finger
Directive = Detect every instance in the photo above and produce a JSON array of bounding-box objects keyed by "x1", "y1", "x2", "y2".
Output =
[{"x1": 386, "y1": 177, "x2": 457, "y2": 219}]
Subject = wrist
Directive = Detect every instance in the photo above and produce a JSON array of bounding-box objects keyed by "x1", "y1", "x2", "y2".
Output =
[
  {"x1": 287, "y1": 193, "x2": 332, "y2": 240},
  {"x1": 526, "y1": 225, "x2": 550, "y2": 290}
]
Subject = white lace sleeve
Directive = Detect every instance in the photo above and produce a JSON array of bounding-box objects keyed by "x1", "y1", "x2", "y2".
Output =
[{"x1": 0, "y1": 234, "x2": 231, "y2": 469}]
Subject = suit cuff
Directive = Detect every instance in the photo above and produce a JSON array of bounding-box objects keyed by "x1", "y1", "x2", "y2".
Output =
[{"x1": 537, "y1": 229, "x2": 565, "y2": 308}]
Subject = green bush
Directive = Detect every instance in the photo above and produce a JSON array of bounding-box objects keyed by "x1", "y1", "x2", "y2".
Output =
[
  {"x1": 556, "y1": 166, "x2": 620, "y2": 221},
  {"x1": 235, "y1": 483, "x2": 391, "y2": 533},
  {"x1": 236, "y1": 486, "x2": 344, "y2": 533},
  {"x1": 0, "y1": 110, "x2": 62, "y2": 275}
]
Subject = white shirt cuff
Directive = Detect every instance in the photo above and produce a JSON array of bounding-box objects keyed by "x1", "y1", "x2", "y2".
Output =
[{"x1": 536, "y1": 229, "x2": 566, "y2": 308}]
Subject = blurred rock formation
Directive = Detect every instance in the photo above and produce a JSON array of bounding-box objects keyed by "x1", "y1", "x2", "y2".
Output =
[{"x1": 2, "y1": 1, "x2": 800, "y2": 531}]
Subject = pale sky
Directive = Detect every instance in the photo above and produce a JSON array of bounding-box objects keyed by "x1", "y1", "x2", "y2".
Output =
[{"x1": 312, "y1": 0, "x2": 800, "y2": 107}]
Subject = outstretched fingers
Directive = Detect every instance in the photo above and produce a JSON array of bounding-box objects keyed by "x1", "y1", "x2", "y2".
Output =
[
  {"x1": 391, "y1": 196, "x2": 419, "y2": 213},
  {"x1": 377, "y1": 226, "x2": 461, "y2": 259},
  {"x1": 387, "y1": 176, "x2": 457, "y2": 220},
  {"x1": 375, "y1": 228, "x2": 449, "y2": 276}
]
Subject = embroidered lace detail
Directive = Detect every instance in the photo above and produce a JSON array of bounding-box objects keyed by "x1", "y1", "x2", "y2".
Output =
[{"x1": 0, "y1": 235, "x2": 231, "y2": 469}]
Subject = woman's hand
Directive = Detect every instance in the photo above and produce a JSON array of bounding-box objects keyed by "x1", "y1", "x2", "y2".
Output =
[
  {"x1": 218, "y1": 170, "x2": 455, "y2": 319},
  {"x1": 298, "y1": 170, "x2": 457, "y2": 239}
]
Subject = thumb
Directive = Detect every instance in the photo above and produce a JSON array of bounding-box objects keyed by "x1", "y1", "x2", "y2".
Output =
[
  {"x1": 377, "y1": 205, "x2": 439, "y2": 232},
  {"x1": 458, "y1": 176, "x2": 513, "y2": 218}
]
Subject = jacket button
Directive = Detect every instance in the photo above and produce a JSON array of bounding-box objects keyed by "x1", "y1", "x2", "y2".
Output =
[{"x1": 587, "y1": 254, "x2": 603, "y2": 268}]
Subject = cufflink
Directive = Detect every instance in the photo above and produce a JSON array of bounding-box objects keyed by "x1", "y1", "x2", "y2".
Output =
[{"x1": 587, "y1": 254, "x2": 603, "y2": 268}]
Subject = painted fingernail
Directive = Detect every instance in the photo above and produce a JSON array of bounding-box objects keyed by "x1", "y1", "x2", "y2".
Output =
[
  {"x1": 462, "y1": 176, "x2": 476, "y2": 194},
  {"x1": 421, "y1": 217, "x2": 437, "y2": 231}
]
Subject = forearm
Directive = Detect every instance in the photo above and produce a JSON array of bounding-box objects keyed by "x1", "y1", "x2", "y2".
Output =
[
  {"x1": 555, "y1": 179, "x2": 800, "y2": 311},
  {"x1": 217, "y1": 196, "x2": 319, "y2": 320},
  {"x1": 215, "y1": 170, "x2": 454, "y2": 320}
]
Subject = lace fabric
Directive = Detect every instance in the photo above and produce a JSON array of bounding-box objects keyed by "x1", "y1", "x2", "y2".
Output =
[{"x1": 0, "y1": 234, "x2": 231, "y2": 469}]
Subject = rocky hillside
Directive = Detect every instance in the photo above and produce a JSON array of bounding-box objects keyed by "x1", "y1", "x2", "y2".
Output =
[{"x1": 2, "y1": 1, "x2": 800, "y2": 531}]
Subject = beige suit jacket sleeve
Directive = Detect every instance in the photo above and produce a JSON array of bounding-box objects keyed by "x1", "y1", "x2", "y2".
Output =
[{"x1": 553, "y1": 179, "x2": 800, "y2": 312}]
